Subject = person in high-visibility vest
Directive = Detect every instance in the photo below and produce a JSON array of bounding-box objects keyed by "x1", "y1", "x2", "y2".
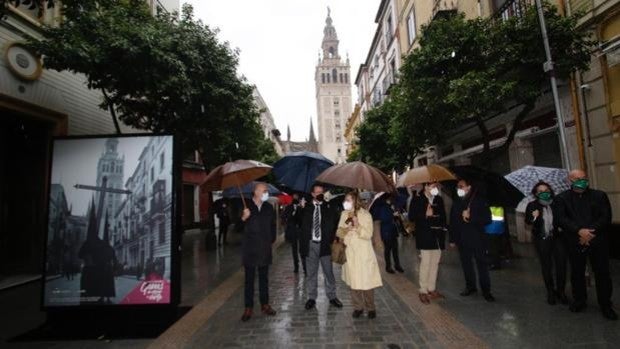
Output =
[{"x1": 485, "y1": 206, "x2": 506, "y2": 270}]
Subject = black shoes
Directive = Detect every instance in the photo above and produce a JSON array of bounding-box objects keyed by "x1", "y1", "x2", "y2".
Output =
[
  {"x1": 602, "y1": 308, "x2": 618, "y2": 321},
  {"x1": 556, "y1": 292, "x2": 569, "y2": 305},
  {"x1": 460, "y1": 288, "x2": 477, "y2": 297},
  {"x1": 305, "y1": 299, "x2": 316, "y2": 310},
  {"x1": 352, "y1": 310, "x2": 363, "y2": 318},
  {"x1": 329, "y1": 298, "x2": 343, "y2": 308},
  {"x1": 483, "y1": 293, "x2": 496, "y2": 302},
  {"x1": 368, "y1": 311, "x2": 376, "y2": 319},
  {"x1": 569, "y1": 302, "x2": 587, "y2": 313},
  {"x1": 395, "y1": 266, "x2": 405, "y2": 273},
  {"x1": 386, "y1": 267, "x2": 395, "y2": 274}
]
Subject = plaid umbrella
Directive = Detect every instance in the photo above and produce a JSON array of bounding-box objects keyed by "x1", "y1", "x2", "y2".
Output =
[{"x1": 504, "y1": 166, "x2": 569, "y2": 197}]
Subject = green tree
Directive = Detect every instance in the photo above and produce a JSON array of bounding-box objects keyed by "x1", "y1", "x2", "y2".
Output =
[
  {"x1": 28, "y1": 1, "x2": 278, "y2": 170},
  {"x1": 396, "y1": 4, "x2": 591, "y2": 163},
  {"x1": 354, "y1": 97, "x2": 412, "y2": 173}
]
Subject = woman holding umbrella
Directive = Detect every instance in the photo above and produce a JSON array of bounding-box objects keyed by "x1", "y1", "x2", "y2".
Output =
[
  {"x1": 525, "y1": 181, "x2": 569, "y2": 305},
  {"x1": 336, "y1": 191, "x2": 382, "y2": 319},
  {"x1": 409, "y1": 182, "x2": 447, "y2": 304}
]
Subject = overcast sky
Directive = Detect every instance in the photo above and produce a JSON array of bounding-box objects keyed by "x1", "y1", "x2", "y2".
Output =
[{"x1": 184, "y1": 0, "x2": 379, "y2": 141}]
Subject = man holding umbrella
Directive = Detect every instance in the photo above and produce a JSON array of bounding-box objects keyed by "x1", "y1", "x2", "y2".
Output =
[
  {"x1": 299, "y1": 184, "x2": 343, "y2": 310},
  {"x1": 240, "y1": 182, "x2": 278, "y2": 321}
]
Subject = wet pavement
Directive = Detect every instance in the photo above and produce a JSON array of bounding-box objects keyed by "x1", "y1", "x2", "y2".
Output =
[{"x1": 2, "y1": 230, "x2": 620, "y2": 348}]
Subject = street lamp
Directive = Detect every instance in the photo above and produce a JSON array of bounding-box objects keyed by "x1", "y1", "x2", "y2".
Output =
[{"x1": 534, "y1": 0, "x2": 571, "y2": 169}]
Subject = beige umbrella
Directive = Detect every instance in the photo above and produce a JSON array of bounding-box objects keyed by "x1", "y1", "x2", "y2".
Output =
[
  {"x1": 202, "y1": 159, "x2": 272, "y2": 208},
  {"x1": 397, "y1": 164, "x2": 456, "y2": 187},
  {"x1": 316, "y1": 161, "x2": 394, "y2": 193}
]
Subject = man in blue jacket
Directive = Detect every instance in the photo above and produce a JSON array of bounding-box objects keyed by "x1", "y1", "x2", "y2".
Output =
[{"x1": 449, "y1": 178, "x2": 495, "y2": 302}]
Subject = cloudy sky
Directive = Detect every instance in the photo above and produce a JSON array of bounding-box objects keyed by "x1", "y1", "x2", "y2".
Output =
[{"x1": 183, "y1": 0, "x2": 379, "y2": 141}]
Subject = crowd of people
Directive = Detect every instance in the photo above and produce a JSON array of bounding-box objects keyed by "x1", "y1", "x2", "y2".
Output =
[{"x1": 236, "y1": 169, "x2": 617, "y2": 322}]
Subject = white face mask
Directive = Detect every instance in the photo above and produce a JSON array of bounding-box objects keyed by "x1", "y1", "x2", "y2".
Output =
[
  {"x1": 343, "y1": 201, "x2": 353, "y2": 211},
  {"x1": 457, "y1": 188, "x2": 467, "y2": 198},
  {"x1": 261, "y1": 192, "x2": 269, "y2": 202},
  {"x1": 430, "y1": 187, "x2": 439, "y2": 197}
]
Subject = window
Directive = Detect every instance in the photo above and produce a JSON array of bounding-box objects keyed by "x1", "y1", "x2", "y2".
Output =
[
  {"x1": 390, "y1": 58, "x2": 397, "y2": 84},
  {"x1": 407, "y1": 9, "x2": 417, "y2": 46},
  {"x1": 340, "y1": 73, "x2": 344, "y2": 83},
  {"x1": 345, "y1": 73, "x2": 349, "y2": 83},
  {"x1": 327, "y1": 74, "x2": 331, "y2": 83},
  {"x1": 332, "y1": 69, "x2": 338, "y2": 83},
  {"x1": 322, "y1": 73, "x2": 326, "y2": 83},
  {"x1": 334, "y1": 98, "x2": 340, "y2": 106},
  {"x1": 111, "y1": 162, "x2": 115, "y2": 172},
  {"x1": 385, "y1": 9, "x2": 394, "y2": 44},
  {"x1": 160, "y1": 152, "x2": 165, "y2": 172},
  {"x1": 151, "y1": 166, "x2": 154, "y2": 182}
]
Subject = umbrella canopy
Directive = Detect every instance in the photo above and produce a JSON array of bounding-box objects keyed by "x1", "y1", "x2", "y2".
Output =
[
  {"x1": 505, "y1": 166, "x2": 570, "y2": 197},
  {"x1": 397, "y1": 164, "x2": 456, "y2": 187},
  {"x1": 449, "y1": 165, "x2": 524, "y2": 207},
  {"x1": 273, "y1": 151, "x2": 334, "y2": 193},
  {"x1": 316, "y1": 161, "x2": 394, "y2": 193},
  {"x1": 222, "y1": 181, "x2": 281, "y2": 198},
  {"x1": 202, "y1": 160, "x2": 272, "y2": 192}
]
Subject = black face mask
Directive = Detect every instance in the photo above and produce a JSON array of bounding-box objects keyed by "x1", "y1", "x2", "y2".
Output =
[{"x1": 315, "y1": 194, "x2": 324, "y2": 202}]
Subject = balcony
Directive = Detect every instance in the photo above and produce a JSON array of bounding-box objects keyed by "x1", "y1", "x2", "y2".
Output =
[
  {"x1": 494, "y1": 0, "x2": 534, "y2": 20},
  {"x1": 432, "y1": 0, "x2": 458, "y2": 21},
  {"x1": 567, "y1": 0, "x2": 594, "y2": 15}
]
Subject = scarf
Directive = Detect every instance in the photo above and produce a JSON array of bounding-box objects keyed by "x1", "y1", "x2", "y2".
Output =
[{"x1": 542, "y1": 205, "x2": 553, "y2": 238}]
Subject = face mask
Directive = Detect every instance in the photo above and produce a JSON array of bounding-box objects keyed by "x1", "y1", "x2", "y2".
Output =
[
  {"x1": 430, "y1": 187, "x2": 439, "y2": 197},
  {"x1": 572, "y1": 179, "x2": 589, "y2": 191},
  {"x1": 457, "y1": 189, "x2": 467, "y2": 198},
  {"x1": 315, "y1": 194, "x2": 324, "y2": 202},
  {"x1": 261, "y1": 193, "x2": 269, "y2": 202},
  {"x1": 343, "y1": 201, "x2": 353, "y2": 211},
  {"x1": 537, "y1": 191, "x2": 552, "y2": 202}
]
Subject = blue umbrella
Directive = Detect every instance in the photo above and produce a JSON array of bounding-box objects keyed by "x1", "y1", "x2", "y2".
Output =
[
  {"x1": 273, "y1": 151, "x2": 334, "y2": 193},
  {"x1": 222, "y1": 181, "x2": 280, "y2": 198}
]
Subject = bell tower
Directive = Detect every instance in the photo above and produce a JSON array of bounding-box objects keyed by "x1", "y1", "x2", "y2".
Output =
[{"x1": 315, "y1": 7, "x2": 352, "y2": 163}]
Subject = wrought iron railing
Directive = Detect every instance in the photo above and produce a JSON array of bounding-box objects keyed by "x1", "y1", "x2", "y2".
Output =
[
  {"x1": 432, "y1": 0, "x2": 459, "y2": 20},
  {"x1": 493, "y1": 0, "x2": 534, "y2": 20}
]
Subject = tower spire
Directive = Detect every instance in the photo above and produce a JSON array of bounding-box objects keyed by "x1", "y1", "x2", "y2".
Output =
[
  {"x1": 287, "y1": 125, "x2": 291, "y2": 141},
  {"x1": 309, "y1": 118, "x2": 317, "y2": 143},
  {"x1": 322, "y1": 7, "x2": 339, "y2": 59}
]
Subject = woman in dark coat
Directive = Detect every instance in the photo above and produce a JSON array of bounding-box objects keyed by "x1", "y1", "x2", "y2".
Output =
[
  {"x1": 409, "y1": 182, "x2": 447, "y2": 304},
  {"x1": 525, "y1": 181, "x2": 569, "y2": 305}
]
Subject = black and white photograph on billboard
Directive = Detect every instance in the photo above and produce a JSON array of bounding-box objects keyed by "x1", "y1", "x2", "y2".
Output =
[{"x1": 43, "y1": 135, "x2": 174, "y2": 307}]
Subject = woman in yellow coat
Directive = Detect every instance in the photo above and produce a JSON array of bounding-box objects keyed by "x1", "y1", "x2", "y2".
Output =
[{"x1": 336, "y1": 191, "x2": 383, "y2": 319}]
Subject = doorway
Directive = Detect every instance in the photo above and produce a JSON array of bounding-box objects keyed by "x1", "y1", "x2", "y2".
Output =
[{"x1": 0, "y1": 111, "x2": 54, "y2": 282}]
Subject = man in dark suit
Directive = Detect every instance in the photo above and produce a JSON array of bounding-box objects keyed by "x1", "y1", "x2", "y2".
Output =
[
  {"x1": 556, "y1": 169, "x2": 617, "y2": 320},
  {"x1": 240, "y1": 183, "x2": 277, "y2": 322},
  {"x1": 449, "y1": 178, "x2": 495, "y2": 302},
  {"x1": 299, "y1": 184, "x2": 343, "y2": 310}
]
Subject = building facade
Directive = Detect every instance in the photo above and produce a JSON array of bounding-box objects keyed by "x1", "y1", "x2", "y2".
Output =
[
  {"x1": 252, "y1": 87, "x2": 284, "y2": 156},
  {"x1": 315, "y1": 9, "x2": 353, "y2": 164}
]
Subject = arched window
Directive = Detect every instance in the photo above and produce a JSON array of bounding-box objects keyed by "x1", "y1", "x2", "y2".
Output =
[
  {"x1": 327, "y1": 74, "x2": 330, "y2": 83},
  {"x1": 329, "y1": 47, "x2": 335, "y2": 58},
  {"x1": 332, "y1": 69, "x2": 337, "y2": 83},
  {"x1": 322, "y1": 73, "x2": 325, "y2": 84},
  {"x1": 345, "y1": 73, "x2": 349, "y2": 83},
  {"x1": 339, "y1": 73, "x2": 343, "y2": 83}
]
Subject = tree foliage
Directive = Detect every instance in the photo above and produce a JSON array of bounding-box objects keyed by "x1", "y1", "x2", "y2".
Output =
[
  {"x1": 358, "y1": 3, "x2": 591, "y2": 170},
  {"x1": 28, "y1": 1, "x2": 279, "y2": 170}
]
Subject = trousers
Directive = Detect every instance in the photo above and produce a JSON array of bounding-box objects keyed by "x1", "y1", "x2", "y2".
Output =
[
  {"x1": 305, "y1": 241, "x2": 337, "y2": 300},
  {"x1": 568, "y1": 239, "x2": 613, "y2": 308},
  {"x1": 458, "y1": 245, "x2": 490, "y2": 293},
  {"x1": 533, "y1": 237, "x2": 567, "y2": 295},
  {"x1": 244, "y1": 265, "x2": 269, "y2": 308},
  {"x1": 419, "y1": 249, "x2": 442, "y2": 293},
  {"x1": 351, "y1": 289, "x2": 375, "y2": 311},
  {"x1": 383, "y1": 235, "x2": 401, "y2": 269}
]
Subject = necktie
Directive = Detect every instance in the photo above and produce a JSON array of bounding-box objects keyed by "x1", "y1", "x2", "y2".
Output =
[{"x1": 313, "y1": 205, "x2": 321, "y2": 241}]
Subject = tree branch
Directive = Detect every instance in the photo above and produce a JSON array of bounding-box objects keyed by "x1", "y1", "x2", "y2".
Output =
[{"x1": 101, "y1": 88, "x2": 122, "y2": 134}]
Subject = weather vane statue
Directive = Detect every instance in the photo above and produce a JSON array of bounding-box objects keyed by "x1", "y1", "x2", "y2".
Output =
[{"x1": 327, "y1": 6, "x2": 331, "y2": 17}]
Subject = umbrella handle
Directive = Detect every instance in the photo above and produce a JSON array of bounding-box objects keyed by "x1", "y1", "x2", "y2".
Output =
[{"x1": 236, "y1": 178, "x2": 247, "y2": 209}]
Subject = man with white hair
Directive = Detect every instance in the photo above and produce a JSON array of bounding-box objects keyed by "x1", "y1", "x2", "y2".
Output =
[
  {"x1": 239, "y1": 182, "x2": 277, "y2": 322},
  {"x1": 556, "y1": 169, "x2": 616, "y2": 320}
]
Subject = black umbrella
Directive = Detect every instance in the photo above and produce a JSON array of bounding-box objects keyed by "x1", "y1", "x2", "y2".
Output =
[{"x1": 449, "y1": 165, "x2": 524, "y2": 208}]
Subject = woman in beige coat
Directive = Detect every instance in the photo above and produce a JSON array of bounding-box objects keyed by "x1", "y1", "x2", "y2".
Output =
[{"x1": 336, "y1": 191, "x2": 383, "y2": 319}]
